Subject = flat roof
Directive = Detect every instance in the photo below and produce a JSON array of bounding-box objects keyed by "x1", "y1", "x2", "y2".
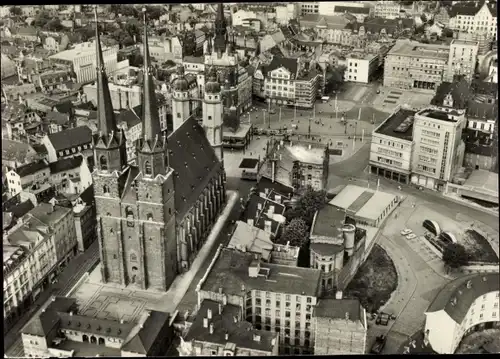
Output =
[
  {"x1": 347, "y1": 190, "x2": 375, "y2": 213},
  {"x1": 374, "y1": 109, "x2": 416, "y2": 141},
  {"x1": 200, "y1": 248, "x2": 322, "y2": 297},
  {"x1": 228, "y1": 221, "x2": 273, "y2": 261},
  {"x1": 314, "y1": 298, "x2": 363, "y2": 322},
  {"x1": 311, "y1": 204, "x2": 346, "y2": 238},
  {"x1": 417, "y1": 108, "x2": 459, "y2": 123},
  {"x1": 463, "y1": 170, "x2": 499, "y2": 194},
  {"x1": 284, "y1": 144, "x2": 325, "y2": 165},
  {"x1": 239, "y1": 158, "x2": 260, "y2": 169},
  {"x1": 388, "y1": 40, "x2": 449, "y2": 60},
  {"x1": 328, "y1": 185, "x2": 367, "y2": 210},
  {"x1": 356, "y1": 191, "x2": 397, "y2": 221},
  {"x1": 49, "y1": 44, "x2": 113, "y2": 62}
]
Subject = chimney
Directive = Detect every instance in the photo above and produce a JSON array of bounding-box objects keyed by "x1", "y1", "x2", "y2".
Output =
[
  {"x1": 203, "y1": 318, "x2": 208, "y2": 328},
  {"x1": 225, "y1": 332, "x2": 229, "y2": 340},
  {"x1": 207, "y1": 309, "x2": 213, "y2": 319},
  {"x1": 335, "y1": 291, "x2": 343, "y2": 300},
  {"x1": 209, "y1": 323, "x2": 214, "y2": 334},
  {"x1": 253, "y1": 334, "x2": 261, "y2": 343},
  {"x1": 70, "y1": 311, "x2": 73, "y2": 316},
  {"x1": 120, "y1": 319, "x2": 124, "y2": 324},
  {"x1": 233, "y1": 316, "x2": 238, "y2": 323},
  {"x1": 345, "y1": 312, "x2": 350, "y2": 321},
  {"x1": 247, "y1": 218, "x2": 254, "y2": 226},
  {"x1": 269, "y1": 205, "x2": 275, "y2": 214},
  {"x1": 264, "y1": 220, "x2": 272, "y2": 233},
  {"x1": 466, "y1": 280, "x2": 472, "y2": 289},
  {"x1": 218, "y1": 303, "x2": 223, "y2": 315},
  {"x1": 219, "y1": 287, "x2": 223, "y2": 294},
  {"x1": 257, "y1": 203, "x2": 262, "y2": 210},
  {"x1": 308, "y1": 144, "x2": 312, "y2": 150},
  {"x1": 223, "y1": 294, "x2": 228, "y2": 306}
]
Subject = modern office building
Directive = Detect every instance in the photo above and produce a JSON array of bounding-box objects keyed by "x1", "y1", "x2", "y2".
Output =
[
  {"x1": 411, "y1": 107, "x2": 466, "y2": 190},
  {"x1": 383, "y1": 40, "x2": 450, "y2": 91},
  {"x1": 345, "y1": 52, "x2": 379, "y2": 84},
  {"x1": 444, "y1": 39, "x2": 479, "y2": 83}
]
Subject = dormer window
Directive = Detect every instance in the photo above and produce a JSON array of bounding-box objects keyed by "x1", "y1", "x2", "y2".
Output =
[
  {"x1": 103, "y1": 185, "x2": 110, "y2": 194},
  {"x1": 100, "y1": 156, "x2": 108, "y2": 171},
  {"x1": 144, "y1": 161, "x2": 152, "y2": 176},
  {"x1": 125, "y1": 206, "x2": 134, "y2": 227}
]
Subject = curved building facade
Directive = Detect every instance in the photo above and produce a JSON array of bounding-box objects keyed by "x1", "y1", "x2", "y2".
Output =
[{"x1": 424, "y1": 273, "x2": 500, "y2": 354}]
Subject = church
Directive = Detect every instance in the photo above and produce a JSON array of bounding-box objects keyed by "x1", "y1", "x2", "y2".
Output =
[{"x1": 92, "y1": 9, "x2": 226, "y2": 292}]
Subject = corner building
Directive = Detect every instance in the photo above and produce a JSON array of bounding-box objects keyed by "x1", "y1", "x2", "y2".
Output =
[{"x1": 92, "y1": 12, "x2": 226, "y2": 292}]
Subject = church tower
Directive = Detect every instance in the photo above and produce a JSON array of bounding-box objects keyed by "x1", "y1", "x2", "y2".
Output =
[
  {"x1": 171, "y1": 65, "x2": 190, "y2": 131},
  {"x1": 203, "y1": 68, "x2": 224, "y2": 163},
  {"x1": 213, "y1": 3, "x2": 228, "y2": 58}
]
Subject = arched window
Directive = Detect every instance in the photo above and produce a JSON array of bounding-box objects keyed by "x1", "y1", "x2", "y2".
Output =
[
  {"x1": 100, "y1": 156, "x2": 108, "y2": 170},
  {"x1": 130, "y1": 253, "x2": 137, "y2": 262},
  {"x1": 147, "y1": 213, "x2": 153, "y2": 221},
  {"x1": 125, "y1": 206, "x2": 134, "y2": 227},
  {"x1": 144, "y1": 161, "x2": 152, "y2": 175},
  {"x1": 103, "y1": 185, "x2": 110, "y2": 194}
]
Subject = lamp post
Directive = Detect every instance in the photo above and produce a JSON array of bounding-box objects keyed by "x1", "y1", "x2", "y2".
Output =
[{"x1": 308, "y1": 117, "x2": 312, "y2": 139}]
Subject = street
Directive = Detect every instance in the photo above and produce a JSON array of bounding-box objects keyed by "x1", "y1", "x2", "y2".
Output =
[{"x1": 4, "y1": 241, "x2": 100, "y2": 357}]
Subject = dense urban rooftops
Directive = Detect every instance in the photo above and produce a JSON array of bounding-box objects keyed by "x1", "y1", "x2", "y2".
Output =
[
  {"x1": 374, "y1": 108, "x2": 416, "y2": 141},
  {"x1": 388, "y1": 40, "x2": 449, "y2": 59}
]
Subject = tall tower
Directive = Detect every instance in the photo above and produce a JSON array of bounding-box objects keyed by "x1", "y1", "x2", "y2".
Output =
[
  {"x1": 213, "y1": 3, "x2": 227, "y2": 57},
  {"x1": 203, "y1": 68, "x2": 224, "y2": 163},
  {"x1": 171, "y1": 65, "x2": 190, "y2": 131},
  {"x1": 95, "y1": 8, "x2": 178, "y2": 291}
]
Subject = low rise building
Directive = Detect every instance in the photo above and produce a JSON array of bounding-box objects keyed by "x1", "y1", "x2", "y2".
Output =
[
  {"x1": 2, "y1": 139, "x2": 41, "y2": 169},
  {"x1": 370, "y1": 108, "x2": 416, "y2": 184},
  {"x1": 444, "y1": 39, "x2": 479, "y2": 83},
  {"x1": 241, "y1": 190, "x2": 286, "y2": 239},
  {"x1": 345, "y1": 52, "x2": 379, "y2": 83},
  {"x1": 6, "y1": 160, "x2": 50, "y2": 197},
  {"x1": 313, "y1": 298, "x2": 367, "y2": 354},
  {"x1": 424, "y1": 273, "x2": 500, "y2": 354},
  {"x1": 373, "y1": 0, "x2": 402, "y2": 20},
  {"x1": 384, "y1": 40, "x2": 450, "y2": 91},
  {"x1": 48, "y1": 155, "x2": 93, "y2": 195},
  {"x1": 41, "y1": 126, "x2": 93, "y2": 169},
  {"x1": 411, "y1": 107, "x2": 466, "y2": 190}
]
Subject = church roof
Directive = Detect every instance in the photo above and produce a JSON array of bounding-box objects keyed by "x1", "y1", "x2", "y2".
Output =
[{"x1": 167, "y1": 117, "x2": 222, "y2": 220}]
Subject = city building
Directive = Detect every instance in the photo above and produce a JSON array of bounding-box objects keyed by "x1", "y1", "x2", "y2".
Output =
[
  {"x1": 370, "y1": 108, "x2": 417, "y2": 184},
  {"x1": 49, "y1": 41, "x2": 118, "y2": 83},
  {"x1": 328, "y1": 184, "x2": 399, "y2": 228},
  {"x1": 345, "y1": 52, "x2": 379, "y2": 83},
  {"x1": 228, "y1": 221, "x2": 299, "y2": 267},
  {"x1": 317, "y1": 2, "x2": 370, "y2": 19},
  {"x1": 444, "y1": 39, "x2": 479, "y2": 83},
  {"x1": 196, "y1": 246, "x2": 322, "y2": 354},
  {"x1": 2, "y1": 139, "x2": 40, "y2": 169},
  {"x1": 424, "y1": 273, "x2": 500, "y2": 354},
  {"x1": 202, "y1": 68, "x2": 224, "y2": 162},
  {"x1": 138, "y1": 35, "x2": 183, "y2": 64},
  {"x1": 299, "y1": 2, "x2": 319, "y2": 15},
  {"x1": 240, "y1": 189, "x2": 286, "y2": 239},
  {"x1": 309, "y1": 202, "x2": 368, "y2": 292},
  {"x1": 411, "y1": 107, "x2": 466, "y2": 190},
  {"x1": 262, "y1": 57, "x2": 321, "y2": 108},
  {"x1": 93, "y1": 12, "x2": 225, "y2": 291},
  {"x1": 373, "y1": 0, "x2": 402, "y2": 19},
  {"x1": 48, "y1": 155, "x2": 93, "y2": 195},
  {"x1": 21, "y1": 297, "x2": 175, "y2": 357},
  {"x1": 383, "y1": 40, "x2": 450, "y2": 91},
  {"x1": 259, "y1": 141, "x2": 329, "y2": 191},
  {"x1": 313, "y1": 298, "x2": 367, "y2": 354},
  {"x1": 41, "y1": 126, "x2": 94, "y2": 167},
  {"x1": 180, "y1": 299, "x2": 279, "y2": 356},
  {"x1": 448, "y1": 0, "x2": 497, "y2": 40},
  {"x1": 5, "y1": 160, "x2": 50, "y2": 197}
]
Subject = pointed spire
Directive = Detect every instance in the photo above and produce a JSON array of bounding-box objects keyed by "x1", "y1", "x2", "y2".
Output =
[
  {"x1": 214, "y1": 3, "x2": 227, "y2": 54},
  {"x1": 141, "y1": 8, "x2": 162, "y2": 146},
  {"x1": 94, "y1": 5, "x2": 117, "y2": 138}
]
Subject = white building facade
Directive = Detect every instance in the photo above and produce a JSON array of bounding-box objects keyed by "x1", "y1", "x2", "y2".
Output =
[
  {"x1": 448, "y1": 1, "x2": 497, "y2": 41},
  {"x1": 444, "y1": 39, "x2": 479, "y2": 83},
  {"x1": 345, "y1": 53, "x2": 379, "y2": 84}
]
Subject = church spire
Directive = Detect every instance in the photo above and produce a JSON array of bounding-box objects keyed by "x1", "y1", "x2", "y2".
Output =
[
  {"x1": 213, "y1": 3, "x2": 227, "y2": 55},
  {"x1": 94, "y1": 6, "x2": 116, "y2": 138},
  {"x1": 141, "y1": 7, "x2": 162, "y2": 146}
]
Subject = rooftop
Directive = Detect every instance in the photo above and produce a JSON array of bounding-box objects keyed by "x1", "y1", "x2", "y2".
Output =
[
  {"x1": 417, "y1": 108, "x2": 460, "y2": 123},
  {"x1": 184, "y1": 299, "x2": 277, "y2": 353},
  {"x1": 200, "y1": 247, "x2": 322, "y2": 297},
  {"x1": 426, "y1": 273, "x2": 499, "y2": 323},
  {"x1": 374, "y1": 108, "x2": 416, "y2": 141},
  {"x1": 49, "y1": 42, "x2": 114, "y2": 62},
  {"x1": 228, "y1": 221, "x2": 274, "y2": 261},
  {"x1": 311, "y1": 203, "x2": 346, "y2": 238},
  {"x1": 15, "y1": 160, "x2": 49, "y2": 177},
  {"x1": 49, "y1": 156, "x2": 84, "y2": 174},
  {"x1": 314, "y1": 298, "x2": 363, "y2": 323},
  {"x1": 29, "y1": 203, "x2": 72, "y2": 226},
  {"x1": 388, "y1": 40, "x2": 449, "y2": 60},
  {"x1": 241, "y1": 193, "x2": 285, "y2": 236},
  {"x1": 47, "y1": 126, "x2": 92, "y2": 151},
  {"x1": 239, "y1": 158, "x2": 260, "y2": 169},
  {"x1": 463, "y1": 170, "x2": 499, "y2": 194},
  {"x1": 2, "y1": 139, "x2": 36, "y2": 163}
]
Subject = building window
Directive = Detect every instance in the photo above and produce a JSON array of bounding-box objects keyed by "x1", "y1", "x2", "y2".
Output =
[
  {"x1": 147, "y1": 213, "x2": 153, "y2": 221},
  {"x1": 126, "y1": 206, "x2": 134, "y2": 227},
  {"x1": 130, "y1": 253, "x2": 137, "y2": 262},
  {"x1": 103, "y1": 185, "x2": 110, "y2": 194},
  {"x1": 100, "y1": 156, "x2": 108, "y2": 170},
  {"x1": 144, "y1": 161, "x2": 152, "y2": 175}
]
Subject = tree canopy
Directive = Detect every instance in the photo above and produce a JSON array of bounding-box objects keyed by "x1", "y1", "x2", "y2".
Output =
[
  {"x1": 280, "y1": 218, "x2": 309, "y2": 247},
  {"x1": 9, "y1": 6, "x2": 23, "y2": 17},
  {"x1": 285, "y1": 188, "x2": 327, "y2": 227},
  {"x1": 443, "y1": 243, "x2": 469, "y2": 270}
]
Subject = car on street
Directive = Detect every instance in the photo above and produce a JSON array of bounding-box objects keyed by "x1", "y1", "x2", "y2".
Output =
[
  {"x1": 401, "y1": 229, "x2": 412, "y2": 236},
  {"x1": 376, "y1": 89, "x2": 381, "y2": 94},
  {"x1": 376, "y1": 312, "x2": 390, "y2": 326},
  {"x1": 270, "y1": 109, "x2": 276, "y2": 114},
  {"x1": 406, "y1": 233, "x2": 417, "y2": 240},
  {"x1": 370, "y1": 335, "x2": 387, "y2": 354}
]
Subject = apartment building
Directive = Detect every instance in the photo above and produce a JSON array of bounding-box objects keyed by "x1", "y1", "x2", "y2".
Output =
[
  {"x1": 48, "y1": 41, "x2": 118, "y2": 83},
  {"x1": 444, "y1": 39, "x2": 479, "y2": 83},
  {"x1": 299, "y1": 2, "x2": 319, "y2": 15},
  {"x1": 374, "y1": 0, "x2": 401, "y2": 19},
  {"x1": 314, "y1": 297, "x2": 367, "y2": 355},
  {"x1": 139, "y1": 35, "x2": 183, "y2": 64},
  {"x1": 345, "y1": 52, "x2": 379, "y2": 83},
  {"x1": 241, "y1": 190, "x2": 286, "y2": 239},
  {"x1": 181, "y1": 299, "x2": 279, "y2": 356},
  {"x1": 384, "y1": 40, "x2": 450, "y2": 91},
  {"x1": 263, "y1": 57, "x2": 321, "y2": 108},
  {"x1": 370, "y1": 108, "x2": 417, "y2": 184},
  {"x1": 425, "y1": 273, "x2": 500, "y2": 354},
  {"x1": 41, "y1": 126, "x2": 93, "y2": 167},
  {"x1": 316, "y1": 2, "x2": 371, "y2": 20},
  {"x1": 83, "y1": 81, "x2": 142, "y2": 110},
  {"x1": 448, "y1": 0, "x2": 497, "y2": 40},
  {"x1": 411, "y1": 108, "x2": 466, "y2": 191},
  {"x1": 196, "y1": 246, "x2": 321, "y2": 355}
]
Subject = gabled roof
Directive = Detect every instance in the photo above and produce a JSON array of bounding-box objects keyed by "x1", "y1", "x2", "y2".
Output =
[
  {"x1": 265, "y1": 57, "x2": 298, "y2": 77},
  {"x1": 449, "y1": 1, "x2": 496, "y2": 18},
  {"x1": 46, "y1": 111, "x2": 71, "y2": 126},
  {"x1": 15, "y1": 160, "x2": 49, "y2": 177},
  {"x1": 335, "y1": 6, "x2": 370, "y2": 15},
  {"x1": 47, "y1": 126, "x2": 92, "y2": 151},
  {"x1": 52, "y1": 100, "x2": 73, "y2": 115},
  {"x1": 21, "y1": 297, "x2": 77, "y2": 337},
  {"x1": 121, "y1": 311, "x2": 170, "y2": 355},
  {"x1": 431, "y1": 77, "x2": 471, "y2": 109},
  {"x1": 167, "y1": 117, "x2": 222, "y2": 219},
  {"x1": 7, "y1": 199, "x2": 35, "y2": 219},
  {"x1": 49, "y1": 156, "x2": 83, "y2": 174}
]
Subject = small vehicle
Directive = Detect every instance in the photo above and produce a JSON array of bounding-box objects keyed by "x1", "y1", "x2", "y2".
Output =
[
  {"x1": 270, "y1": 109, "x2": 276, "y2": 114},
  {"x1": 291, "y1": 124, "x2": 298, "y2": 129},
  {"x1": 376, "y1": 89, "x2": 381, "y2": 94},
  {"x1": 376, "y1": 312, "x2": 390, "y2": 326},
  {"x1": 370, "y1": 335, "x2": 387, "y2": 354},
  {"x1": 406, "y1": 233, "x2": 417, "y2": 240},
  {"x1": 401, "y1": 229, "x2": 412, "y2": 236}
]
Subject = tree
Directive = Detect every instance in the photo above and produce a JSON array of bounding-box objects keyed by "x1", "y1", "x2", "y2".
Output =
[
  {"x1": 45, "y1": 18, "x2": 63, "y2": 32},
  {"x1": 10, "y1": 6, "x2": 23, "y2": 17},
  {"x1": 443, "y1": 243, "x2": 469, "y2": 272},
  {"x1": 34, "y1": 10, "x2": 51, "y2": 28},
  {"x1": 442, "y1": 28, "x2": 454, "y2": 38},
  {"x1": 325, "y1": 65, "x2": 346, "y2": 94},
  {"x1": 124, "y1": 19, "x2": 141, "y2": 42},
  {"x1": 286, "y1": 188, "x2": 327, "y2": 227},
  {"x1": 280, "y1": 218, "x2": 309, "y2": 247},
  {"x1": 129, "y1": 53, "x2": 144, "y2": 67},
  {"x1": 145, "y1": 5, "x2": 163, "y2": 21}
]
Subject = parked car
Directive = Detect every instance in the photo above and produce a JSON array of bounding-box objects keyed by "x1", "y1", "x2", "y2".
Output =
[
  {"x1": 401, "y1": 229, "x2": 412, "y2": 236},
  {"x1": 371, "y1": 335, "x2": 387, "y2": 354},
  {"x1": 406, "y1": 233, "x2": 417, "y2": 240},
  {"x1": 376, "y1": 312, "x2": 390, "y2": 326},
  {"x1": 270, "y1": 109, "x2": 276, "y2": 114}
]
